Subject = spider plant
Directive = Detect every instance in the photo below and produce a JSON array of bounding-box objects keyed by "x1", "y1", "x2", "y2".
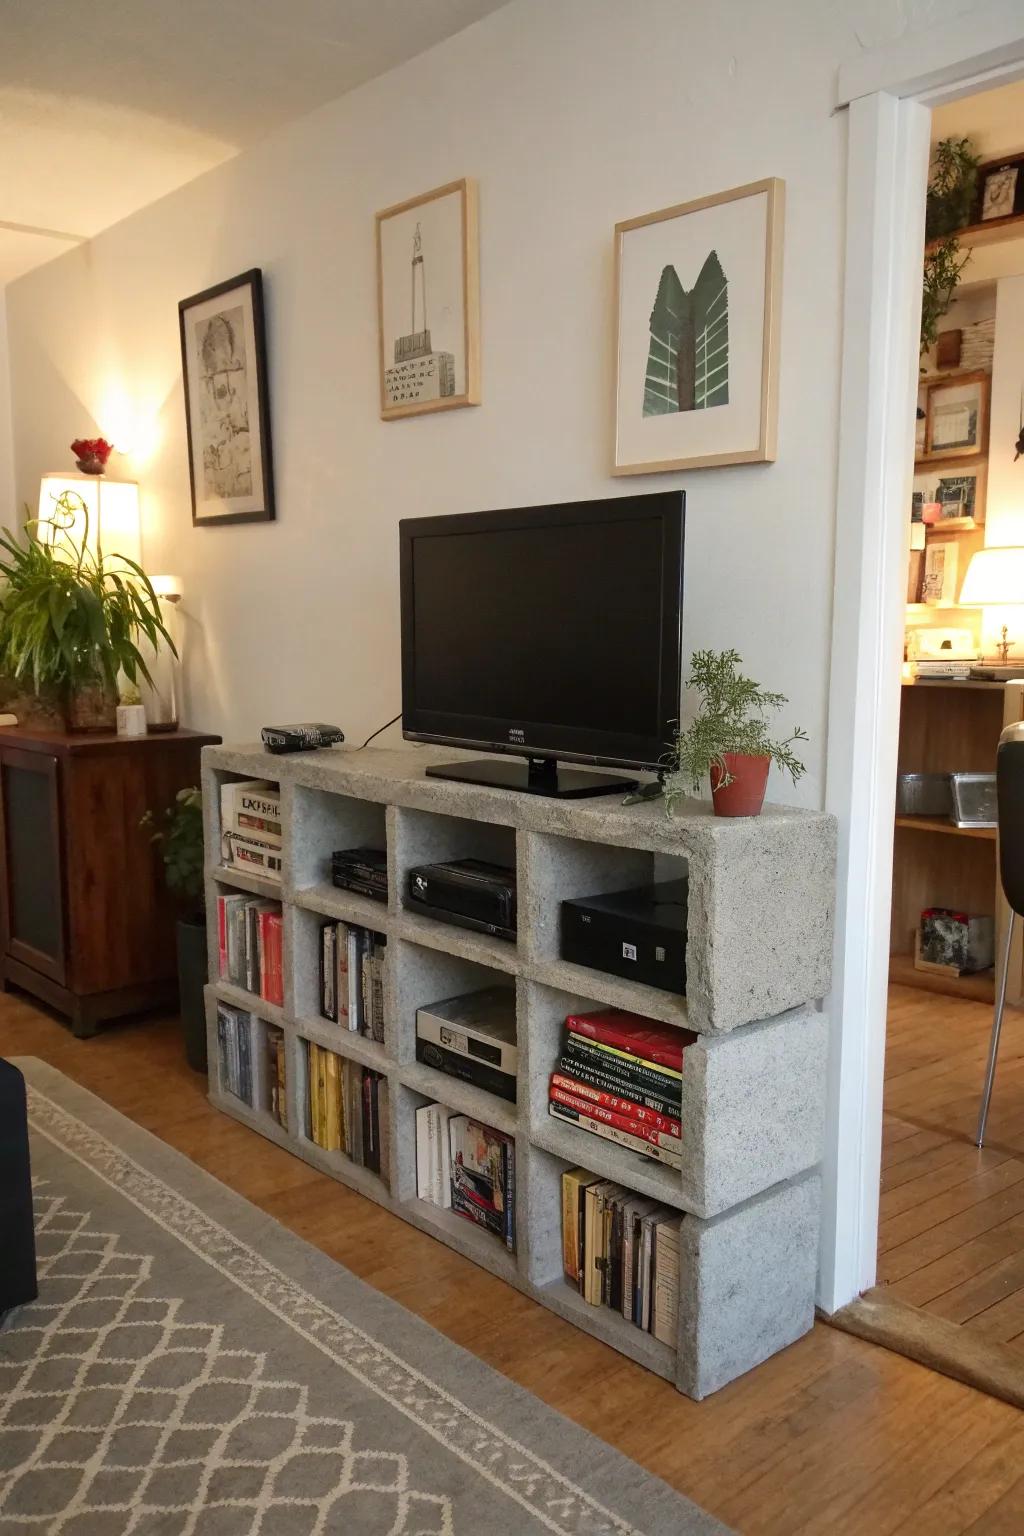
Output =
[{"x1": 0, "y1": 491, "x2": 176, "y2": 712}]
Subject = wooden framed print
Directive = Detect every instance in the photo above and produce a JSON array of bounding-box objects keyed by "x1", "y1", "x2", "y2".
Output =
[
  {"x1": 376, "y1": 178, "x2": 480, "y2": 420},
  {"x1": 913, "y1": 456, "x2": 987, "y2": 526},
  {"x1": 179, "y1": 269, "x2": 275, "y2": 526},
  {"x1": 612, "y1": 177, "x2": 784, "y2": 475},
  {"x1": 920, "y1": 371, "x2": 990, "y2": 462}
]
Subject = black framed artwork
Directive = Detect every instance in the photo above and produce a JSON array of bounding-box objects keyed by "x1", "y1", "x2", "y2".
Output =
[{"x1": 179, "y1": 269, "x2": 275, "y2": 526}]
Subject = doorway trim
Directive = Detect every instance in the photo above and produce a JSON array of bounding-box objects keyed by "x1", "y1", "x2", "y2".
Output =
[{"x1": 822, "y1": 8, "x2": 1024, "y2": 1314}]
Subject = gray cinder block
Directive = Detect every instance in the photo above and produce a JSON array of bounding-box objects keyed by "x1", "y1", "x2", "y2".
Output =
[{"x1": 677, "y1": 1172, "x2": 821, "y2": 1399}]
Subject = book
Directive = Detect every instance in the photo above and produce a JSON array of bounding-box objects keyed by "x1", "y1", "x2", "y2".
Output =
[
  {"x1": 307, "y1": 1042, "x2": 322, "y2": 1143},
  {"x1": 556, "y1": 1051, "x2": 680, "y2": 1117},
  {"x1": 220, "y1": 780, "x2": 282, "y2": 847},
  {"x1": 217, "y1": 893, "x2": 247, "y2": 978},
  {"x1": 565, "y1": 1008, "x2": 693, "y2": 1072},
  {"x1": 266, "y1": 1025, "x2": 286, "y2": 1126},
  {"x1": 223, "y1": 830, "x2": 283, "y2": 880},
  {"x1": 563, "y1": 1035, "x2": 683, "y2": 1094},
  {"x1": 320, "y1": 923, "x2": 337, "y2": 1021},
  {"x1": 562, "y1": 1167, "x2": 601, "y2": 1286},
  {"x1": 321, "y1": 1049, "x2": 343, "y2": 1151},
  {"x1": 548, "y1": 1101, "x2": 683, "y2": 1169},
  {"x1": 550, "y1": 1073, "x2": 681, "y2": 1137},
  {"x1": 450, "y1": 1116, "x2": 515, "y2": 1250},
  {"x1": 549, "y1": 1085, "x2": 681, "y2": 1150},
  {"x1": 621, "y1": 1197, "x2": 660, "y2": 1321},
  {"x1": 652, "y1": 1216, "x2": 681, "y2": 1346},
  {"x1": 258, "y1": 908, "x2": 284, "y2": 1006},
  {"x1": 583, "y1": 1181, "x2": 623, "y2": 1304}
]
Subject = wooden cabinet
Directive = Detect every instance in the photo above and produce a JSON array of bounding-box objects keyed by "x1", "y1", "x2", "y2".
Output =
[
  {"x1": 0, "y1": 726, "x2": 220, "y2": 1036},
  {"x1": 889, "y1": 679, "x2": 1024, "y2": 1004}
]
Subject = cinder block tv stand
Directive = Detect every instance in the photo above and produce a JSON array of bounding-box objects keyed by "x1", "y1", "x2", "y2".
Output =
[{"x1": 202, "y1": 741, "x2": 836, "y2": 1400}]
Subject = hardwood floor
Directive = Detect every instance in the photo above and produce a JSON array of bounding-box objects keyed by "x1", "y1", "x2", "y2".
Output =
[
  {"x1": 5, "y1": 986, "x2": 1024, "y2": 1535},
  {"x1": 881, "y1": 982, "x2": 1024, "y2": 1350}
]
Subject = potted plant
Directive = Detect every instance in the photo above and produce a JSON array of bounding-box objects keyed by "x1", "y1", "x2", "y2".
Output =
[
  {"x1": 0, "y1": 492, "x2": 174, "y2": 731},
  {"x1": 920, "y1": 136, "x2": 979, "y2": 354},
  {"x1": 143, "y1": 786, "x2": 208, "y2": 1072},
  {"x1": 665, "y1": 649, "x2": 807, "y2": 817}
]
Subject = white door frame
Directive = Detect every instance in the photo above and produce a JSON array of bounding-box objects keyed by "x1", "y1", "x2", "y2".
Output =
[{"x1": 822, "y1": 3, "x2": 1024, "y2": 1314}]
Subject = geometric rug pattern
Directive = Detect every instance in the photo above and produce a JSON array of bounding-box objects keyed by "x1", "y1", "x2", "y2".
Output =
[{"x1": 0, "y1": 1185, "x2": 452, "y2": 1535}]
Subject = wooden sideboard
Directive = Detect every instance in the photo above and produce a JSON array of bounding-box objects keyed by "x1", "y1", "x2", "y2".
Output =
[{"x1": 0, "y1": 726, "x2": 220, "y2": 1036}]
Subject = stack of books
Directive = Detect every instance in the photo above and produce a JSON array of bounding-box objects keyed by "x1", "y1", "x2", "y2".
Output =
[
  {"x1": 415, "y1": 1104, "x2": 515, "y2": 1251},
  {"x1": 220, "y1": 779, "x2": 282, "y2": 881},
  {"x1": 548, "y1": 1008, "x2": 693, "y2": 1171},
  {"x1": 332, "y1": 846, "x2": 388, "y2": 903},
  {"x1": 305, "y1": 1042, "x2": 389, "y2": 1178},
  {"x1": 217, "y1": 894, "x2": 284, "y2": 1006},
  {"x1": 216, "y1": 1003, "x2": 253, "y2": 1106},
  {"x1": 266, "y1": 1025, "x2": 287, "y2": 1129},
  {"x1": 319, "y1": 922, "x2": 386, "y2": 1040},
  {"x1": 562, "y1": 1167, "x2": 680, "y2": 1346}
]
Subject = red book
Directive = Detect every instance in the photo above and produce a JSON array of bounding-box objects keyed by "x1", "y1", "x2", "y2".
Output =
[
  {"x1": 564, "y1": 1009, "x2": 695, "y2": 1071},
  {"x1": 258, "y1": 909, "x2": 285, "y2": 1006},
  {"x1": 549, "y1": 1085, "x2": 680, "y2": 1150},
  {"x1": 550, "y1": 1073, "x2": 681, "y2": 1137},
  {"x1": 217, "y1": 896, "x2": 228, "y2": 977}
]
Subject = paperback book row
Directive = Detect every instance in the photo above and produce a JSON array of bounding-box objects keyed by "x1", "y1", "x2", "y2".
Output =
[
  {"x1": 548, "y1": 1008, "x2": 695, "y2": 1171},
  {"x1": 220, "y1": 779, "x2": 283, "y2": 881},
  {"x1": 320, "y1": 922, "x2": 387, "y2": 1041},
  {"x1": 215, "y1": 1004, "x2": 287, "y2": 1132},
  {"x1": 305, "y1": 1041, "x2": 389, "y2": 1179},
  {"x1": 562, "y1": 1166, "x2": 681, "y2": 1347},
  {"x1": 217, "y1": 893, "x2": 284, "y2": 1006},
  {"x1": 416, "y1": 1103, "x2": 516, "y2": 1251}
]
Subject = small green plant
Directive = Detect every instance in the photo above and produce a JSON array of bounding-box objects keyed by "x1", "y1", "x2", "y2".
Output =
[
  {"x1": 142, "y1": 787, "x2": 204, "y2": 914},
  {"x1": 0, "y1": 492, "x2": 175, "y2": 697},
  {"x1": 920, "y1": 137, "x2": 979, "y2": 354},
  {"x1": 665, "y1": 649, "x2": 807, "y2": 808},
  {"x1": 925, "y1": 137, "x2": 980, "y2": 241},
  {"x1": 921, "y1": 234, "x2": 971, "y2": 354}
]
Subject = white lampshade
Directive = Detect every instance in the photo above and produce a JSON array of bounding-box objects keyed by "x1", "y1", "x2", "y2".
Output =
[
  {"x1": 960, "y1": 546, "x2": 1024, "y2": 607},
  {"x1": 36, "y1": 473, "x2": 140, "y2": 567}
]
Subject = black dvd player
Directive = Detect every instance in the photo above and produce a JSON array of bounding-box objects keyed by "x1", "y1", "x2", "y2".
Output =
[
  {"x1": 560, "y1": 878, "x2": 687, "y2": 994},
  {"x1": 407, "y1": 858, "x2": 517, "y2": 941}
]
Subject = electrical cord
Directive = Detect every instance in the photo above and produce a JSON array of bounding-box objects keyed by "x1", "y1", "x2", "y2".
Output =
[{"x1": 358, "y1": 712, "x2": 402, "y2": 749}]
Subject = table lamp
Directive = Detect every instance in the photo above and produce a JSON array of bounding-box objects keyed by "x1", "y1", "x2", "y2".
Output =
[
  {"x1": 960, "y1": 546, "x2": 1024, "y2": 663},
  {"x1": 37, "y1": 473, "x2": 140, "y2": 567}
]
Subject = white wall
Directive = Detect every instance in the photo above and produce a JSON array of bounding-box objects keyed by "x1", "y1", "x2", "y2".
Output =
[
  {"x1": 3, "y1": 0, "x2": 991, "y2": 809},
  {"x1": 0, "y1": 296, "x2": 14, "y2": 527}
]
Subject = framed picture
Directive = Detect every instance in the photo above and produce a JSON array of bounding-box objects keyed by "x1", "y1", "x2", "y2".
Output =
[
  {"x1": 376, "y1": 178, "x2": 480, "y2": 420},
  {"x1": 612, "y1": 178, "x2": 784, "y2": 475},
  {"x1": 920, "y1": 371, "x2": 990, "y2": 461},
  {"x1": 912, "y1": 457, "x2": 987, "y2": 524},
  {"x1": 923, "y1": 540, "x2": 959, "y2": 604},
  {"x1": 977, "y1": 154, "x2": 1024, "y2": 223},
  {"x1": 179, "y1": 269, "x2": 275, "y2": 526}
]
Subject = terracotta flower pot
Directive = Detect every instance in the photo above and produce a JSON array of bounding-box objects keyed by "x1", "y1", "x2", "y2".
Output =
[
  {"x1": 710, "y1": 753, "x2": 770, "y2": 817},
  {"x1": 65, "y1": 680, "x2": 118, "y2": 733}
]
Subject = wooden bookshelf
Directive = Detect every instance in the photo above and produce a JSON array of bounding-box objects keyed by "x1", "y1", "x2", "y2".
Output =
[{"x1": 202, "y1": 742, "x2": 834, "y2": 1400}]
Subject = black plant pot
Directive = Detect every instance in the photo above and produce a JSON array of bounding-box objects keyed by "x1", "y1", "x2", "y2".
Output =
[{"x1": 176, "y1": 915, "x2": 208, "y2": 1074}]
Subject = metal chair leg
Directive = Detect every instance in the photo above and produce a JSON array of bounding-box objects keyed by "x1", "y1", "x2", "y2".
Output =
[{"x1": 977, "y1": 910, "x2": 1016, "y2": 1147}]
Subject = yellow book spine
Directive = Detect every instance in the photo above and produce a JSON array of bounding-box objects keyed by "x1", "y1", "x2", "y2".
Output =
[
  {"x1": 322, "y1": 1049, "x2": 342, "y2": 1152},
  {"x1": 277, "y1": 1040, "x2": 288, "y2": 1134},
  {"x1": 308, "y1": 1042, "x2": 322, "y2": 1146}
]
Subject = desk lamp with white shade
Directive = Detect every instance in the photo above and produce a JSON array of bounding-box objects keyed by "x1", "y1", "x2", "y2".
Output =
[{"x1": 960, "y1": 546, "x2": 1024, "y2": 667}]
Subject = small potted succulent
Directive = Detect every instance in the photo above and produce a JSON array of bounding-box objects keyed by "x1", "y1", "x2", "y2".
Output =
[
  {"x1": 143, "y1": 787, "x2": 208, "y2": 1072},
  {"x1": 665, "y1": 649, "x2": 807, "y2": 817},
  {"x1": 0, "y1": 491, "x2": 174, "y2": 731}
]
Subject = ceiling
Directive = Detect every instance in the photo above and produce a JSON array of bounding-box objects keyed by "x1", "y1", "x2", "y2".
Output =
[
  {"x1": 931, "y1": 77, "x2": 1024, "y2": 163},
  {"x1": 0, "y1": 0, "x2": 509, "y2": 287}
]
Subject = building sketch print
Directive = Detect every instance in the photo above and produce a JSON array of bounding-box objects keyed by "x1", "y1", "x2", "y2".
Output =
[
  {"x1": 643, "y1": 252, "x2": 729, "y2": 416},
  {"x1": 384, "y1": 221, "x2": 455, "y2": 408},
  {"x1": 196, "y1": 306, "x2": 252, "y2": 498}
]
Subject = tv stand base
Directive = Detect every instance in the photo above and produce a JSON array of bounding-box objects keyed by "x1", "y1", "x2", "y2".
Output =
[{"x1": 424, "y1": 756, "x2": 639, "y2": 798}]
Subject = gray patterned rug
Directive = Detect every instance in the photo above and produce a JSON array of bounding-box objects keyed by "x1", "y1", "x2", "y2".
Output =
[{"x1": 0, "y1": 1059, "x2": 726, "y2": 1536}]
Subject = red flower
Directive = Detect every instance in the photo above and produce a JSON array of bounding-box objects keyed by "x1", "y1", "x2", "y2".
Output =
[{"x1": 70, "y1": 437, "x2": 113, "y2": 467}]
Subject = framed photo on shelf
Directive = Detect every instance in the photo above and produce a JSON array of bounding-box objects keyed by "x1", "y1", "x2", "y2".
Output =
[
  {"x1": 179, "y1": 269, "x2": 275, "y2": 526},
  {"x1": 919, "y1": 371, "x2": 990, "y2": 461},
  {"x1": 611, "y1": 177, "x2": 784, "y2": 474},
  {"x1": 977, "y1": 153, "x2": 1024, "y2": 223},
  {"x1": 376, "y1": 177, "x2": 480, "y2": 420},
  {"x1": 912, "y1": 457, "x2": 987, "y2": 524},
  {"x1": 922, "y1": 540, "x2": 959, "y2": 605}
]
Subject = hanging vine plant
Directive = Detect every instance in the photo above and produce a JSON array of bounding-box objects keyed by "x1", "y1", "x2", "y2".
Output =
[{"x1": 920, "y1": 137, "x2": 979, "y2": 356}]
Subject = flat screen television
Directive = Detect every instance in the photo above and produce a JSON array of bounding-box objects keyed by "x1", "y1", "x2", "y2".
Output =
[{"x1": 399, "y1": 491, "x2": 684, "y2": 798}]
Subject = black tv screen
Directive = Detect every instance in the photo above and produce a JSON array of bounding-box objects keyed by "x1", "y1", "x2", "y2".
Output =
[{"x1": 400, "y1": 492, "x2": 683, "y2": 772}]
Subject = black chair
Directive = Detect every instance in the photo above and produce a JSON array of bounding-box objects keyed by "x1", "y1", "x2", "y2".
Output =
[
  {"x1": 0, "y1": 1058, "x2": 37, "y2": 1315},
  {"x1": 976, "y1": 722, "x2": 1024, "y2": 1146}
]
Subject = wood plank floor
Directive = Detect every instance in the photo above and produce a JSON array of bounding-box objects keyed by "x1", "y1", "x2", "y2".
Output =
[
  {"x1": 5, "y1": 986, "x2": 1024, "y2": 1535},
  {"x1": 881, "y1": 982, "x2": 1024, "y2": 1353}
]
